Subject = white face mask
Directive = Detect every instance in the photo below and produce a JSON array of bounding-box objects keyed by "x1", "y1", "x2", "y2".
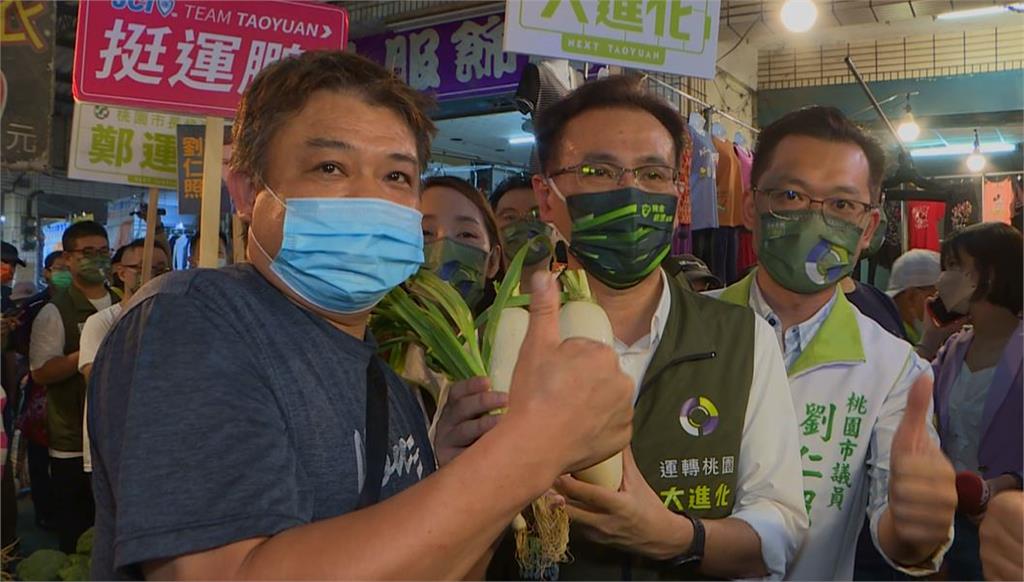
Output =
[{"x1": 935, "y1": 269, "x2": 977, "y2": 314}]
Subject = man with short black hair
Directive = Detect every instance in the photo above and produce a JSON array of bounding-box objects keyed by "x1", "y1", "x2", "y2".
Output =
[
  {"x1": 713, "y1": 106, "x2": 956, "y2": 579},
  {"x1": 30, "y1": 220, "x2": 118, "y2": 553},
  {"x1": 1, "y1": 241, "x2": 25, "y2": 313},
  {"x1": 490, "y1": 174, "x2": 554, "y2": 289},
  {"x1": 481, "y1": 74, "x2": 808, "y2": 580},
  {"x1": 88, "y1": 50, "x2": 635, "y2": 580}
]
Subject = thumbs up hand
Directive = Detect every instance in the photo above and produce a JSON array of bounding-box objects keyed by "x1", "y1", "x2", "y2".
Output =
[{"x1": 882, "y1": 374, "x2": 957, "y2": 566}]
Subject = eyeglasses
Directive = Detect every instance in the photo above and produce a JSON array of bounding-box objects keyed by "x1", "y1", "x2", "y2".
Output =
[
  {"x1": 497, "y1": 207, "x2": 541, "y2": 224},
  {"x1": 121, "y1": 264, "x2": 171, "y2": 277},
  {"x1": 754, "y1": 188, "x2": 876, "y2": 227},
  {"x1": 548, "y1": 162, "x2": 680, "y2": 194},
  {"x1": 68, "y1": 247, "x2": 110, "y2": 259}
]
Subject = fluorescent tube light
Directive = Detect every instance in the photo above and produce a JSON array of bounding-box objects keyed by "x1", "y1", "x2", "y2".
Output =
[
  {"x1": 937, "y1": 3, "x2": 1024, "y2": 20},
  {"x1": 508, "y1": 135, "x2": 535, "y2": 145},
  {"x1": 909, "y1": 143, "x2": 1015, "y2": 158}
]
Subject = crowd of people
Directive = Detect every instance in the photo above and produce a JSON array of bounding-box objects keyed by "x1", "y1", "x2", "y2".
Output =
[{"x1": 0, "y1": 50, "x2": 1020, "y2": 581}]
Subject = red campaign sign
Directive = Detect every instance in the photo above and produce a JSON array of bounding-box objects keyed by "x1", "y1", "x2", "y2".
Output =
[{"x1": 73, "y1": 0, "x2": 348, "y2": 117}]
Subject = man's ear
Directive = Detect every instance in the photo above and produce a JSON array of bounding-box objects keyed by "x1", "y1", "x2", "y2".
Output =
[
  {"x1": 224, "y1": 168, "x2": 256, "y2": 225},
  {"x1": 858, "y1": 209, "x2": 882, "y2": 254},
  {"x1": 533, "y1": 174, "x2": 555, "y2": 223},
  {"x1": 742, "y1": 189, "x2": 757, "y2": 231}
]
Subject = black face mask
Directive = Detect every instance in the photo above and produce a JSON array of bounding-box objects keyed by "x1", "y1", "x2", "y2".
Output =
[{"x1": 562, "y1": 187, "x2": 677, "y2": 289}]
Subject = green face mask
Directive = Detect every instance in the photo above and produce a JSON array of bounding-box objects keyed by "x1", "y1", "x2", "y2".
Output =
[
  {"x1": 758, "y1": 210, "x2": 864, "y2": 294},
  {"x1": 50, "y1": 270, "x2": 72, "y2": 289},
  {"x1": 563, "y1": 187, "x2": 677, "y2": 290},
  {"x1": 501, "y1": 219, "x2": 553, "y2": 267},
  {"x1": 77, "y1": 255, "x2": 111, "y2": 285},
  {"x1": 423, "y1": 238, "x2": 490, "y2": 309}
]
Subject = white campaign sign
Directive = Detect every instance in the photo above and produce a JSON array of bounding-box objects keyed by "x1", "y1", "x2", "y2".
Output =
[
  {"x1": 68, "y1": 101, "x2": 203, "y2": 188},
  {"x1": 503, "y1": 0, "x2": 720, "y2": 79}
]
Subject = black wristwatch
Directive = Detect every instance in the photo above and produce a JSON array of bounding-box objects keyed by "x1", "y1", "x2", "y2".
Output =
[{"x1": 667, "y1": 512, "x2": 705, "y2": 567}]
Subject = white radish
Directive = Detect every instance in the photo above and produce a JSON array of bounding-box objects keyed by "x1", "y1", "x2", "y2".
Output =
[
  {"x1": 558, "y1": 280, "x2": 623, "y2": 490},
  {"x1": 487, "y1": 271, "x2": 624, "y2": 490},
  {"x1": 487, "y1": 306, "x2": 530, "y2": 415}
]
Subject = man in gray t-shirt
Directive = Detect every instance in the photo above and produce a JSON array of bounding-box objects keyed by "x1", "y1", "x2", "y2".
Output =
[
  {"x1": 89, "y1": 264, "x2": 436, "y2": 578},
  {"x1": 88, "y1": 51, "x2": 635, "y2": 580}
]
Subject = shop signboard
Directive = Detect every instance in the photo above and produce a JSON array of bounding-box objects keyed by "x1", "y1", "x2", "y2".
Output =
[
  {"x1": 73, "y1": 0, "x2": 349, "y2": 117},
  {"x1": 355, "y1": 13, "x2": 529, "y2": 101},
  {"x1": 503, "y1": 0, "x2": 720, "y2": 79},
  {"x1": 68, "y1": 100, "x2": 203, "y2": 188},
  {"x1": 1, "y1": 0, "x2": 56, "y2": 170},
  {"x1": 175, "y1": 123, "x2": 232, "y2": 215}
]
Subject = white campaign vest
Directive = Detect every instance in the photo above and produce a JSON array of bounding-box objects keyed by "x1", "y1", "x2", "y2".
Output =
[
  {"x1": 783, "y1": 298, "x2": 928, "y2": 581},
  {"x1": 717, "y1": 277, "x2": 933, "y2": 580}
]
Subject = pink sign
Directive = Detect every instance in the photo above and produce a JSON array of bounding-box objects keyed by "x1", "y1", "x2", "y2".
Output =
[{"x1": 73, "y1": 0, "x2": 348, "y2": 117}]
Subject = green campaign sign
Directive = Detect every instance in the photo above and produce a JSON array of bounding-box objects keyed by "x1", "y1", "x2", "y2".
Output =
[{"x1": 503, "y1": 0, "x2": 720, "y2": 79}]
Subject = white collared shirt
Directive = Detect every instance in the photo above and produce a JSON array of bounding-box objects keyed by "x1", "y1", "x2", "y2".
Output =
[
  {"x1": 613, "y1": 271, "x2": 673, "y2": 403},
  {"x1": 620, "y1": 270, "x2": 808, "y2": 579},
  {"x1": 749, "y1": 281, "x2": 838, "y2": 370}
]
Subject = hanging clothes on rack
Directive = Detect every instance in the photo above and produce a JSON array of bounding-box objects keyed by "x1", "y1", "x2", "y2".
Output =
[
  {"x1": 687, "y1": 124, "x2": 718, "y2": 232},
  {"x1": 734, "y1": 143, "x2": 753, "y2": 192},
  {"x1": 713, "y1": 137, "x2": 744, "y2": 228},
  {"x1": 641, "y1": 75, "x2": 762, "y2": 283},
  {"x1": 906, "y1": 200, "x2": 946, "y2": 251},
  {"x1": 982, "y1": 177, "x2": 1014, "y2": 225},
  {"x1": 941, "y1": 179, "x2": 982, "y2": 236},
  {"x1": 712, "y1": 137, "x2": 744, "y2": 284},
  {"x1": 733, "y1": 142, "x2": 756, "y2": 275},
  {"x1": 673, "y1": 127, "x2": 694, "y2": 255},
  {"x1": 687, "y1": 123, "x2": 718, "y2": 271}
]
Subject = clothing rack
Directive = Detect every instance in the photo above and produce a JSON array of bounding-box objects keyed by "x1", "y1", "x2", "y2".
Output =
[{"x1": 642, "y1": 74, "x2": 760, "y2": 134}]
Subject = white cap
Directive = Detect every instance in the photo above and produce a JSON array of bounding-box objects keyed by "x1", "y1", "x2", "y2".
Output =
[{"x1": 886, "y1": 249, "x2": 941, "y2": 296}]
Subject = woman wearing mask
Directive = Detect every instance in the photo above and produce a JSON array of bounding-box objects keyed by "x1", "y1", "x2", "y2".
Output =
[
  {"x1": 923, "y1": 222, "x2": 1023, "y2": 580},
  {"x1": 400, "y1": 176, "x2": 502, "y2": 427},
  {"x1": 420, "y1": 176, "x2": 502, "y2": 313}
]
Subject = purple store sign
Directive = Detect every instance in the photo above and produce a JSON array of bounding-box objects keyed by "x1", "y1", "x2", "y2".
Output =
[{"x1": 354, "y1": 14, "x2": 528, "y2": 101}]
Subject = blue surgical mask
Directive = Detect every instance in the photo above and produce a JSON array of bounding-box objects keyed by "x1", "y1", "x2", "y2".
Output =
[{"x1": 252, "y1": 186, "x2": 424, "y2": 314}]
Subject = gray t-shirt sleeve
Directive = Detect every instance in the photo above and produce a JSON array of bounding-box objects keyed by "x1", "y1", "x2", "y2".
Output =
[{"x1": 90, "y1": 291, "x2": 308, "y2": 575}]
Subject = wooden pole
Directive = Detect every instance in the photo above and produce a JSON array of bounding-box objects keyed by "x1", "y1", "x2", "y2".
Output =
[
  {"x1": 199, "y1": 116, "x2": 224, "y2": 268},
  {"x1": 232, "y1": 214, "x2": 246, "y2": 264},
  {"x1": 140, "y1": 186, "x2": 159, "y2": 285}
]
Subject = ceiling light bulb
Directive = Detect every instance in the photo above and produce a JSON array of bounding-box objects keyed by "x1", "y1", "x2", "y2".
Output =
[
  {"x1": 897, "y1": 116, "x2": 920, "y2": 142},
  {"x1": 966, "y1": 152, "x2": 986, "y2": 173},
  {"x1": 781, "y1": 0, "x2": 817, "y2": 33}
]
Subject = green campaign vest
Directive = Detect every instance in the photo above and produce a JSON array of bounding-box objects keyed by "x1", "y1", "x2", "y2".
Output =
[
  {"x1": 505, "y1": 274, "x2": 757, "y2": 581},
  {"x1": 47, "y1": 285, "x2": 117, "y2": 453}
]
